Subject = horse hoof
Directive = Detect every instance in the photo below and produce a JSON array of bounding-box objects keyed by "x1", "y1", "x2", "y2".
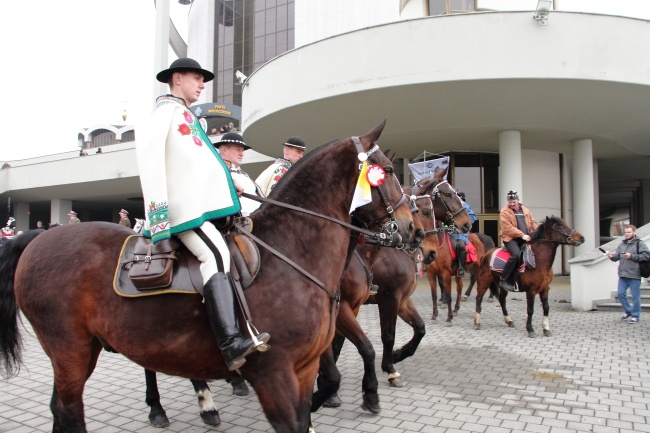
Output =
[
  {"x1": 323, "y1": 394, "x2": 342, "y2": 408},
  {"x1": 431, "y1": 315, "x2": 437, "y2": 321},
  {"x1": 231, "y1": 381, "x2": 250, "y2": 396},
  {"x1": 543, "y1": 330, "x2": 552, "y2": 337},
  {"x1": 528, "y1": 331, "x2": 536, "y2": 338},
  {"x1": 388, "y1": 376, "x2": 407, "y2": 387},
  {"x1": 461, "y1": 295, "x2": 468, "y2": 301},
  {"x1": 507, "y1": 322, "x2": 515, "y2": 328},
  {"x1": 453, "y1": 310, "x2": 459, "y2": 317},
  {"x1": 487, "y1": 297, "x2": 494, "y2": 302},
  {"x1": 445, "y1": 321, "x2": 452, "y2": 327},
  {"x1": 474, "y1": 324, "x2": 481, "y2": 330},
  {"x1": 361, "y1": 401, "x2": 381, "y2": 414},
  {"x1": 200, "y1": 410, "x2": 221, "y2": 426},
  {"x1": 149, "y1": 414, "x2": 170, "y2": 428}
]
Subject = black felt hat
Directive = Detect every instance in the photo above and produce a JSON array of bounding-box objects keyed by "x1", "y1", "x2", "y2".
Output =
[
  {"x1": 283, "y1": 136, "x2": 306, "y2": 150},
  {"x1": 156, "y1": 58, "x2": 215, "y2": 83},
  {"x1": 216, "y1": 132, "x2": 251, "y2": 151}
]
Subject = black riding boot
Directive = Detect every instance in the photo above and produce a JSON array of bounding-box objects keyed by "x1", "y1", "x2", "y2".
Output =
[
  {"x1": 203, "y1": 273, "x2": 270, "y2": 371},
  {"x1": 457, "y1": 248, "x2": 467, "y2": 277},
  {"x1": 499, "y1": 259, "x2": 517, "y2": 292}
]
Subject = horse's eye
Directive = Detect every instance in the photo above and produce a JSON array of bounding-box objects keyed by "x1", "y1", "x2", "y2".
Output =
[
  {"x1": 384, "y1": 167, "x2": 394, "y2": 174},
  {"x1": 423, "y1": 210, "x2": 431, "y2": 217}
]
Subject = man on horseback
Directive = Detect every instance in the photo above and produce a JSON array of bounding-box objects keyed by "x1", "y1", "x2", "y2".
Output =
[
  {"x1": 216, "y1": 132, "x2": 262, "y2": 217},
  {"x1": 498, "y1": 191, "x2": 537, "y2": 291},
  {"x1": 136, "y1": 58, "x2": 269, "y2": 371},
  {"x1": 450, "y1": 191, "x2": 476, "y2": 276},
  {"x1": 255, "y1": 136, "x2": 306, "y2": 196}
]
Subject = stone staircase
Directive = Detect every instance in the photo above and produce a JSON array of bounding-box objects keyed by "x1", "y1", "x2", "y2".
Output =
[{"x1": 593, "y1": 279, "x2": 650, "y2": 311}]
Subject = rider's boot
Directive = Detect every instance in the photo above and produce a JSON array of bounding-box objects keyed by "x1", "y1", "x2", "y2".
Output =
[
  {"x1": 203, "y1": 273, "x2": 270, "y2": 371},
  {"x1": 499, "y1": 259, "x2": 517, "y2": 292},
  {"x1": 456, "y1": 248, "x2": 467, "y2": 277}
]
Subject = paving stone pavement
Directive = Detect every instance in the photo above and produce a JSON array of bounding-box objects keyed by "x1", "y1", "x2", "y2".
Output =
[{"x1": 1, "y1": 275, "x2": 649, "y2": 433}]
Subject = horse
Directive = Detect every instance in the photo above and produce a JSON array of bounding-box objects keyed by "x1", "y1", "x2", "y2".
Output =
[
  {"x1": 0, "y1": 120, "x2": 419, "y2": 433},
  {"x1": 473, "y1": 215, "x2": 584, "y2": 337},
  {"x1": 317, "y1": 175, "x2": 471, "y2": 408},
  {"x1": 314, "y1": 190, "x2": 436, "y2": 413},
  {"x1": 427, "y1": 230, "x2": 494, "y2": 323}
]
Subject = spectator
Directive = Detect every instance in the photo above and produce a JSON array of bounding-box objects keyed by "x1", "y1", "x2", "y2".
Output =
[
  {"x1": 68, "y1": 211, "x2": 81, "y2": 224},
  {"x1": 216, "y1": 132, "x2": 261, "y2": 216},
  {"x1": 96, "y1": 147, "x2": 103, "y2": 154},
  {"x1": 36, "y1": 221, "x2": 45, "y2": 231},
  {"x1": 79, "y1": 149, "x2": 88, "y2": 156},
  {"x1": 606, "y1": 224, "x2": 650, "y2": 324},
  {"x1": 118, "y1": 209, "x2": 131, "y2": 228},
  {"x1": 1, "y1": 162, "x2": 10, "y2": 169}
]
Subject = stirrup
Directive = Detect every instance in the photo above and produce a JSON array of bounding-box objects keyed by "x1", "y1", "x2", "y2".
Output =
[
  {"x1": 457, "y1": 268, "x2": 465, "y2": 277},
  {"x1": 245, "y1": 321, "x2": 270, "y2": 352},
  {"x1": 369, "y1": 284, "x2": 379, "y2": 295}
]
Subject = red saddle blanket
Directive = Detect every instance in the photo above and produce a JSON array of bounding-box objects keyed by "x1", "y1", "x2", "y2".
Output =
[
  {"x1": 489, "y1": 248, "x2": 526, "y2": 274},
  {"x1": 446, "y1": 236, "x2": 478, "y2": 263}
]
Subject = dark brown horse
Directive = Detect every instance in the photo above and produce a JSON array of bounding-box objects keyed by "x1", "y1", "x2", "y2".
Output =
[
  {"x1": 0, "y1": 121, "x2": 418, "y2": 433},
  {"x1": 473, "y1": 216, "x2": 584, "y2": 337},
  {"x1": 427, "y1": 230, "x2": 487, "y2": 324},
  {"x1": 315, "y1": 191, "x2": 437, "y2": 413}
]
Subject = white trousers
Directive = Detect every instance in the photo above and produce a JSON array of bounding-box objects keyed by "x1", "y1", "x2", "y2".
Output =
[{"x1": 177, "y1": 221, "x2": 231, "y2": 285}]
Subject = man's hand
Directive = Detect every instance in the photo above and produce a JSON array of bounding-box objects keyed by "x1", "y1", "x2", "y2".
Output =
[
  {"x1": 232, "y1": 177, "x2": 245, "y2": 196},
  {"x1": 522, "y1": 234, "x2": 531, "y2": 242}
]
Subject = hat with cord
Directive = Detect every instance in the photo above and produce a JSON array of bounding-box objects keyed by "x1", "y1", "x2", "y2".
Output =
[
  {"x1": 506, "y1": 190, "x2": 519, "y2": 201},
  {"x1": 283, "y1": 136, "x2": 306, "y2": 150},
  {"x1": 118, "y1": 209, "x2": 129, "y2": 215},
  {"x1": 156, "y1": 58, "x2": 215, "y2": 83},
  {"x1": 68, "y1": 211, "x2": 78, "y2": 216},
  {"x1": 216, "y1": 132, "x2": 251, "y2": 151}
]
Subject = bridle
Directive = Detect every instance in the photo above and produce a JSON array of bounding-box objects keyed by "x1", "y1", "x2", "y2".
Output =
[
  {"x1": 350, "y1": 137, "x2": 409, "y2": 246},
  {"x1": 431, "y1": 180, "x2": 467, "y2": 229},
  {"x1": 535, "y1": 223, "x2": 581, "y2": 245}
]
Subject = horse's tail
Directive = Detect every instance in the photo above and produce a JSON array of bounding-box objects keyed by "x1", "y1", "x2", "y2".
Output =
[{"x1": 0, "y1": 229, "x2": 42, "y2": 378}]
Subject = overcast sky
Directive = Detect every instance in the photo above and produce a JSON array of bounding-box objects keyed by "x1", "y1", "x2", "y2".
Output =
[{"x1": 1, "y1": 0, "x2": 648, "y2": 162}]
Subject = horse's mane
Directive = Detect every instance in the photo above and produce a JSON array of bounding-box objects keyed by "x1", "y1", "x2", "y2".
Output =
[{"x1": 530, "y1": 215, "x2": 561, "y2": 241}]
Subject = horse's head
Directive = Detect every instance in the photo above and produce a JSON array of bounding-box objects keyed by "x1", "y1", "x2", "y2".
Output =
[
  {"x1": 415, "y1": 167, "x2": 472, "y2": 234},
  {"x1": 350, "y1": 120, "x2": 423, "y2": 248},
  {"x1": 532, "y1": 215, "x2": 585, "y2": 246},
  {"x1": 404, "y1": 185, "x2": 437, "y2": 264}
]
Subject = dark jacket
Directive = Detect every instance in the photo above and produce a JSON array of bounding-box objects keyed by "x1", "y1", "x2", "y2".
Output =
[{"x1": 610, "y1": 236, "x2": 650, "y2": 279}]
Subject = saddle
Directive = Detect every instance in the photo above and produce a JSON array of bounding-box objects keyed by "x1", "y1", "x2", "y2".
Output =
[
  {"x1": 113, "y1": 228, "x2": 261, "y2": 298},
  {"x1": 448, "y1": 236, "x2": 478, "y2": 264},
  {"x1": 489, "y1": 244, "x2": 535, "y2": 274}
]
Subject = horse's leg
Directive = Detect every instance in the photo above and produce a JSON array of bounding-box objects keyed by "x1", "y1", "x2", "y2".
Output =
[
  {"x1": 499, "y1": 288, "x2": 514, "y2": 328},
  {"x1": 312, "y1": 346, "x2": 342, "y2": 412},
  {"x1": 250, "y1": 357, "x2": 318, "y2": 433},
  {"x1": 453, "y1": 275, "x2": 462, "y2": 315},
  {"x1": 331, "y1": 305, "x2": 380, "y2": 414},
  {"x1": 376, "y1": 292, "x2": 406, "y2": 387},
  {"x1": 474, "y1": 276, "x2": 492, "y2": 330},
  {"x1": 427, "y1": 267, "x2": 439, "y2": 320},
  {"x1": 524, "y1": 289, "x2": 537, "y2": 337},
  {"x1": 540, "y1": 287, "x2": 552, "y2": 337},
  {"x1": 392, "y1": 298, "x2": 426, "y2": 363},
  {"x1": 190, "y1": 379, "x2": 221, "y2": 426},
  {"x1": 437, "y1": 274, "x2": 448, "y2": 305},
  {"x1": 462, "y1": 270, "x2": 476, "y2": 300},
  {"x1": 229, "y1": 375, "x2": 250, "y2": 396},
  {"x1": 50, "y1": 338, "x2": 103, "y2": 433},
  {"x1": 144, "y1": 369, "x2": 170, "y2": 428},
  {"x1": 444, "y1": 272, "x2": 454, "y2": 325},
  {"x1": 321, "y1": 333, "x2": 346, "y2": 408}
]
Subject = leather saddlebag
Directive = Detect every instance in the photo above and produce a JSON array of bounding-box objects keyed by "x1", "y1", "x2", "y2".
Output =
[{"x1": 124, "y1": 237, "x2": 179, "y2": 289}]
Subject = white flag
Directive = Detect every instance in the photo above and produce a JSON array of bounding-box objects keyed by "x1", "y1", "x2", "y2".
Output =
[{"x1": 408, "y1": 156, "x2": 449, "y2": 182}]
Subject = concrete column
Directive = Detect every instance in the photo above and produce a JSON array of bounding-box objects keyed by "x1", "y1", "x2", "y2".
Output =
[
  {"x1": 154, "y1": 0, "x2": 170, "y2": 101},
  {"x1": 14, "y1": 202, "x2": 30, "y2": 232},
  {"x1": 572, "y1": 139, "x2": 597, "y2": 255},
  {"x1": 498, "y1": 130, "x2": 522, "y2": 203},
  {"x1": 642, "y1": 179, "x2": 650, "y2": 226},
  {"x1": 51, "y1": 199, "x2": 72, "y2": 226}
]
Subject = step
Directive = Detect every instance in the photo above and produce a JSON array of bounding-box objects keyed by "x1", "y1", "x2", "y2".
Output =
[{"x1": 593, "y1": 302, "x2": 650, "y2": 311}]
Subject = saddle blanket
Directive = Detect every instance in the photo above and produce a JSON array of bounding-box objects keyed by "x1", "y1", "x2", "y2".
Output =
[{"x1": 489, "y1": 248, "x2": 526, "y2": 274}]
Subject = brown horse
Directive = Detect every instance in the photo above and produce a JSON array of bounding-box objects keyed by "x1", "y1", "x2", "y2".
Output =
[
  {"x1": 315, "y1": 191, "x2": 437, "y2": 413},
  {"x1": 0, "y1": 121, "x2": 418, "y2": 433},
  {"x1": 427, "y1": 229, "x2": 487, "y2": 324},
  {"x1": 473, "y1": 215, "x2": 584, "y2": 337}
]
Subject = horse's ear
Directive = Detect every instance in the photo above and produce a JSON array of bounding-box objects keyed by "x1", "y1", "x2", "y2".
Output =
[
  {"x1": 362, "y1": 118, "x2": 387, "y2": 146},
  {"x1": 434, "y1": 165, "x2": 449, "y2": 180}
]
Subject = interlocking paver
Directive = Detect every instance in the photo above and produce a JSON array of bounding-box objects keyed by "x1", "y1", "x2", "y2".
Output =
[{"x1": 2, "y1": 276, "x2": 650, "y2": 432}]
